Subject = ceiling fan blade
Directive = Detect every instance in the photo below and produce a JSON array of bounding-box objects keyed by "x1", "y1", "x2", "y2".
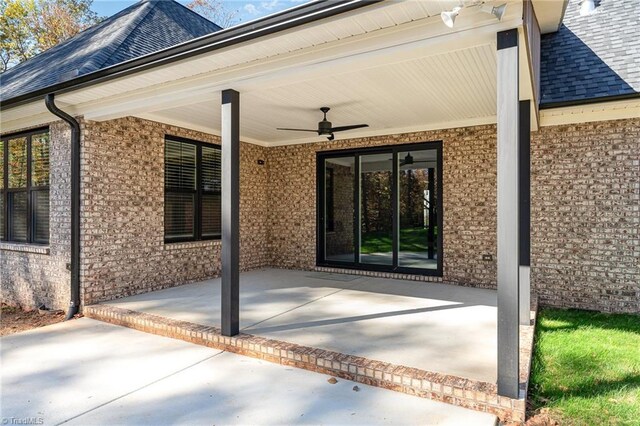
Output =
[
  {"x1": 276, "y1": 128, "x2": 318, "y2": 132},
  {"x1": 331, "y1": 124, "x2": 369, "y2": 132}
]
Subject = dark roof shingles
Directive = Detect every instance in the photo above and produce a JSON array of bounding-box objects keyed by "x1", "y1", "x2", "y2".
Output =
[
  {"x1": 0, "y1": 0, "x2": 221, "y2": 103},
  {"x1": 540, "y1": 0, "x2": 640, "y2": 106}
]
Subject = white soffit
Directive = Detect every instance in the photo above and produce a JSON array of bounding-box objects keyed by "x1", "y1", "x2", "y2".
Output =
[
  {"x1": 139, "y1": 43, "x2": 499, "y2": 146},
  {"x1": 1, "y1": 0, "x2": 524, "y2": 138}
]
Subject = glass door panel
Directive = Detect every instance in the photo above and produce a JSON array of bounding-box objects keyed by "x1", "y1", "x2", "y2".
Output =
[
  {"x1": 359, "y1": 152, "x2": 393, "y2": 265},
  {"x1": 324, "y1": 156, "x2": 355, "y2": 263},
  {"x1": 398, "y1": 149, "x2": 438, "y2": 270}
]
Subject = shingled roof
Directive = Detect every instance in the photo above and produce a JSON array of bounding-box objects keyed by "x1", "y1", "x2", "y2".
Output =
[
  {"x1": 0, "y1": 0, "x2": 221, "y2": 103},
  {"x1": 540, "y1": 0, "x2": 640, "y2": 107}
]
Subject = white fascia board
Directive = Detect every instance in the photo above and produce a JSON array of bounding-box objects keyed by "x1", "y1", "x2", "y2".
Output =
[
  {"x1": 531, "y1": 0, "x2": 569, "y2": 34},
  {"x1": 540, "y1": 98, "x2": 640, "y2": 127},
  {"x1": 1, "y1": 111, "x2": 58, "y2": 134},
  {"x1": 518, "y1": 28, "x2": 539, "y2": 131}
]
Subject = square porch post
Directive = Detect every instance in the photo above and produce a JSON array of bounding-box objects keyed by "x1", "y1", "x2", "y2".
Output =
[
  {"x1": 519, "y1": 100, "x2": 531, "y2": 326},
  {"x1": 496, "y1": 29, "x2": 520, "y2": 399},
  {"x1": 221, "y1": 89, "x2": 240, "y2": 337}
]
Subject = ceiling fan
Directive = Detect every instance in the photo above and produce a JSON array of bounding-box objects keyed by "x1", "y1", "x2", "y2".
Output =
[
  {"x1": 400, "y1": 152, "x2": 432, "y2": 167},
  {"x1": 277, "y1": 107, "x2": 368, "y2": 141}
]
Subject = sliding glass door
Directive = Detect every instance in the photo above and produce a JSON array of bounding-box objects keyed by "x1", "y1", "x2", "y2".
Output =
[
  {"x1": 317, "y1": 142, "x2": 442, "y2": 276},
  {"x1": 398, "y1": 149, "x2": 438, "y2": 270},
  {"x1": 323, "y1": 156, "x2": 355, "y2": 264},
  {"x1": 359, "y1": 152, "x2": 393, "y2": 266}
]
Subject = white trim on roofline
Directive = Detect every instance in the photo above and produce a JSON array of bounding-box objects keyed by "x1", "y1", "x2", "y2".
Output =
[{"x1": 539, "y1": 98, "x2": 640, "y2": 127}]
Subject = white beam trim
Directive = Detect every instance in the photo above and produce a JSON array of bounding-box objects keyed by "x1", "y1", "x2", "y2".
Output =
[
  {"x1": 135, "y1": 112, "x2": 270, "y2": 146},
  {"x1": 267, "y1": 115, "x2": 498, "y2": 147}
]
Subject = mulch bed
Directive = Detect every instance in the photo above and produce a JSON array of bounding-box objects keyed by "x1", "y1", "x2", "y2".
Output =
[{"x1": 1, "y1": 303, "x2": 65, "y2": 336}]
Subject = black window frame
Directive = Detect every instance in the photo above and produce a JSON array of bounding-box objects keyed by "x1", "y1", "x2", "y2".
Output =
[
  {"x1": 1, "y1": 127, "x2": 50, "y2": 245},
  {"x1": 316, "y1": 141, "x2": 444, "y2": 277},
  {"x1": 164, "y1": 135, "x2": 221, "y2": 243},
  {"x1": 325, "y1": 167, "x2": 335, "y2": 232}
]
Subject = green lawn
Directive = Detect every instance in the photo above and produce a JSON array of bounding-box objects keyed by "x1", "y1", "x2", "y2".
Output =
[
  {"x1": 360, "y1": 227, "x2": 436, "y2": 254},
  {"x1": 529, "y1": 308, "x2": 640, "y2": 425}
]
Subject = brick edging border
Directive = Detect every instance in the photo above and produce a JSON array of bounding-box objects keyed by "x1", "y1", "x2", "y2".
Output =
[{"x1": 85, "y1": 302, "x2": 537, "y2": 423}]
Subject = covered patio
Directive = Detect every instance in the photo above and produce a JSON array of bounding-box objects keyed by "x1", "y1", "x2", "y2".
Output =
[
  {"x1": 102, "y1": 269, "x2": 500, "y2": 382},
  {"x1": 85, "y1": 268, "x2": 536, "y2": 422}
]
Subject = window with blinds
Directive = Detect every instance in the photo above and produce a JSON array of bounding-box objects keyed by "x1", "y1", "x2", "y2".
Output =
[
  {"x1": 164, "y1": 137, "x2": 221, "y2": 242},
  {"x1": 1, "y1": 129, "x2": 50, "y2": 244}
]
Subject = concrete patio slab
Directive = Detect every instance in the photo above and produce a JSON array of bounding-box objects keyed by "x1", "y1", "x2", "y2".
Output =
[
  {"x1": 106, "y1": 269, "x2": 498, "y2": 382},
  {"x1": 0, "y1": 318, "x2": 497, "y2": 426}
]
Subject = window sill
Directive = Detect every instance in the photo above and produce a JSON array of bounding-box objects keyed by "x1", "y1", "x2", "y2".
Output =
[
  {"x1": 164, "y1": 240, "x2": 221, "y2": 251},
  {"x1": 0, "y1": 242, "x2": 50, "y2": 255}
]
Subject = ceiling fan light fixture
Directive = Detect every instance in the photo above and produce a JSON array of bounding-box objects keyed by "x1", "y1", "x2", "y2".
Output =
[{"x1": 276, "y1": 107, "x2": 368, "y2": 141}]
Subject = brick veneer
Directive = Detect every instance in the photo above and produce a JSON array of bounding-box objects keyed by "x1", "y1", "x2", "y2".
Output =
[
  {"x1": 530, "y1": 118, "x2": 640, "y2": 313},
  {"x1": 79, "y1": 117, "x2": 269, "y2": 305},
  {"x1": 325, "y1": 163, "x2": 355, "y2": 257},
  {"x1": 266, "y1": 125, "x2": 499, "y2": 289},
  {"x1": 0, "y1": 121, "x2": 73, "y2": 310},
  {"x1": 2, "y1": 117, "x2": 638, "y2": 314},
  {"x1": 85, "y1": 300, "x2": 538, "y2": 423}
]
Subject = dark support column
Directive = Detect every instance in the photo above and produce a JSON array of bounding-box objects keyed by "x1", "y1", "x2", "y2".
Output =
[
  {"x1": 392, "y1": 152, "x2": 399, "y2": 268},
  {"x1": 496, "y1": 28, "x2": 520, "y2": 399},
  {"x1": 519, "y1": 100, "x2": 531, "y2": 326},
  {"x1": 353, "y1": 154, "x2": 361, "y2": 265},
  {"x1": 427, "y1": 168, "x2": 435, "y2": 260},
  {"x1": 221, "y1": 89, "x2": 240, "y2": 337}
]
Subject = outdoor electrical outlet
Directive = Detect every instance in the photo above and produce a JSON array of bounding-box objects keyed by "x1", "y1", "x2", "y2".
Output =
[{"x1": 482, "y1": 254, "x2": 493, "y2": 261}]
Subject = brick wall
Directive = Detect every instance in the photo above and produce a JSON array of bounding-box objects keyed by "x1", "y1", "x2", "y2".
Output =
[
  {"x1": 266, "y1": 125, "x2": 498, "y2": 288},
  {"x1": 3, "y1": 116, "x2": 638, "y2": 313},
  {"x1": 0, "y1": 121, "x2": 72, "y2": 310},
  {"x1": 80, "y1": 117, "x2": 269, "y2": 305},
  {"x1": 325, "y1": 163, "x2": 355, "y2": 257},
  {"x1": 530, "y1": 118, "x2": 640, "y2": 313}
]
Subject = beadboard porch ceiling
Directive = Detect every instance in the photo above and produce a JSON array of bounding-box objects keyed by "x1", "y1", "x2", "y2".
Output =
[{"x1": 1, "y1": 0, "x2": 539, "y2": 145}]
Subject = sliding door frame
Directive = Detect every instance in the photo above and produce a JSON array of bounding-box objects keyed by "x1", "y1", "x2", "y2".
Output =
[{"x1": 316, "y1": 141, "x2": 443, "y2": 277}]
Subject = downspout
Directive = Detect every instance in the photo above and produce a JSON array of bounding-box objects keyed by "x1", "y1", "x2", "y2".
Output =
[{"x1": 45, "y1": 94, "x2": 80, "y2": 320}]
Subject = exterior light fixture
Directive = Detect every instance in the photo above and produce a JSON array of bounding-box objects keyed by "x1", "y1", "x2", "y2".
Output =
[
  {"x1": 441, "y1": 6, "x2": 462, "y2": 28},
  {"x1": 442, "y1": 2, "x2": 507, "y2": 28},
  {"x1": 481, "y1": 3, "x2": 507, "y2": 21}
]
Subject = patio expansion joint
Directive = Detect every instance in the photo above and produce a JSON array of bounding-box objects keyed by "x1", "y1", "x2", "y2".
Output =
[
  {"x1": 54, "y1": 350, "x2": 225, "y2": 426},
  {"x1": 240, "y1": 284, "x2": 356, "y2": 332},
  {"x1": 84, "y1": 299, "x2": 538, "y2": 424}
]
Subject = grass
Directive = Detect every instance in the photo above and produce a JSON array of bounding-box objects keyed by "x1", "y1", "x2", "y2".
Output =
[
  {"x1": 360, "y1": 227, "x2": 436, "y2": 254},
  {"x1": 529, "y1": 308, "x2": 640, "y2": 425}
]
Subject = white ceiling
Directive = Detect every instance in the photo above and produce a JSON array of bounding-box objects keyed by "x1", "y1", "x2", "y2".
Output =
[{"x1": 139, "y1": 43, "x2": 497, "y2": 145}]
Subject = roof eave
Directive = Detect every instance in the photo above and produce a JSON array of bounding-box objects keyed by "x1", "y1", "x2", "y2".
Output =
[
  {"x1": 0, "y1": 0, "x2": 381, "y2": 110},
  {"x1": 539, "y1": 92, "x2": 640, "y2": 110}
]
